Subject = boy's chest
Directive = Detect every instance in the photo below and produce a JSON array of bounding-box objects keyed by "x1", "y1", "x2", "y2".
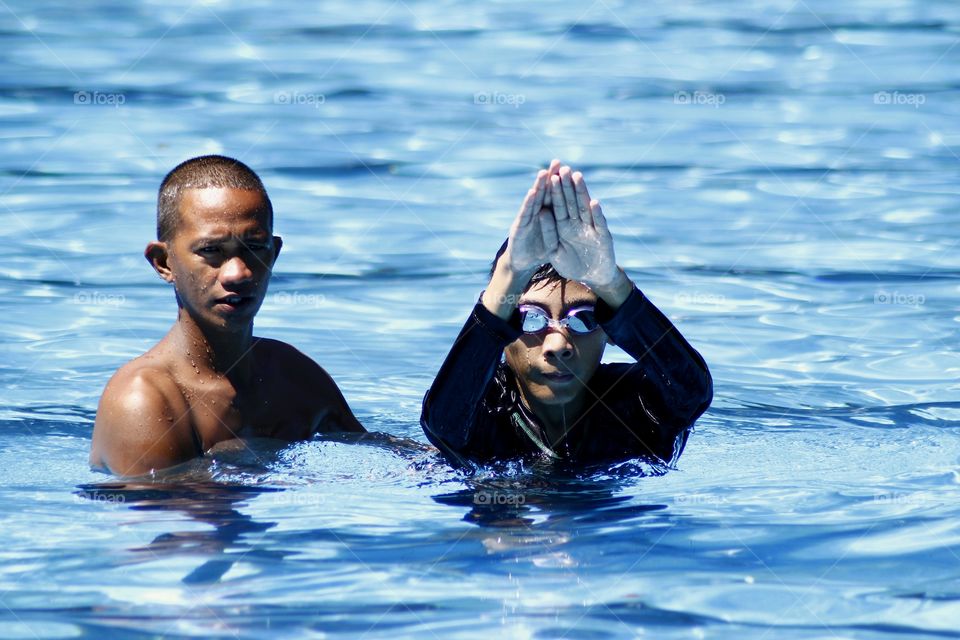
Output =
[{"x1": 184, "y1": 378, "x2": 318, "y2": 448}]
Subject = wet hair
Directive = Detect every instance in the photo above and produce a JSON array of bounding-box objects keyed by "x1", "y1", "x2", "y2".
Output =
[
  {"x1": 489, "y1": 238, "x2": 565, "y2": 292},
  {"x1": 156, "y1": 155, "x2": 273, "y2": 241}
]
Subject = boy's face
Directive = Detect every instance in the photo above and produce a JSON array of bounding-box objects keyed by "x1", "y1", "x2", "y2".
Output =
[
  {"x1": 161, "y1": 187, "x2": 280, "y2": 331},
  {"x1": 505, "y1": 279, "x2": 608, "y2": 414}
]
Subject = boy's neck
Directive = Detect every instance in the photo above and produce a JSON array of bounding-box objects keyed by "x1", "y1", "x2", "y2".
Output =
[
  {"x1": 172, "y1": 310, "x2": 256, "y2": 382},
  {"x1": 518, "y1": 386, "x2": 587, "y2": 451}
]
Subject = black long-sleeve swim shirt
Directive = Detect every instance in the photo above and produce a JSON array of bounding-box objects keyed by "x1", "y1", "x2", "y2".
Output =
[{"x1": 420, "y1": 286, "x2": 713, "y2": 467}]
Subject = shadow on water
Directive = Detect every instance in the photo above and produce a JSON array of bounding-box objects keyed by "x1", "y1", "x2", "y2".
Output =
[
  {"x1": 74, "y1": 481, "x2": 284, "y2": 585},
  {"x1": 71, "y1": 431, "x2": 433, "y2": 585},
  {"x1": 432, "y1": 459, "x2": 671, "y2": 530}
]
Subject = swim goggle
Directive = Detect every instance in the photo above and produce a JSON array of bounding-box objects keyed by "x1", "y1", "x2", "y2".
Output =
[{"x1": 518, "y1": 304, "x2": 599, "y2": 335}]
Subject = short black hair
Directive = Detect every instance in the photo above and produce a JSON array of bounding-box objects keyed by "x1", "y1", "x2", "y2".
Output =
[
  {"x1": 489, "y1": 238, "x2": 566, "y2": 292},
  {"x1": 156, "y1": 155, "x2": 273, "y2": 241}
]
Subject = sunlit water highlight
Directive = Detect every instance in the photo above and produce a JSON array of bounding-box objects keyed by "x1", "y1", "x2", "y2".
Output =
[{"x1": 2, "y1": 1, "x2": 960, "y2": 637}]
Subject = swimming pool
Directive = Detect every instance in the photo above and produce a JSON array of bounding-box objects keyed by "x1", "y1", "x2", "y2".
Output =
[{"x1": 2, "y1": 0, "x2": 960, "y2": 637}]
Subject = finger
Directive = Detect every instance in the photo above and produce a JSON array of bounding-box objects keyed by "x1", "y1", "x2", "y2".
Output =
[
  {"x1": 515, "y1": 187, "x2": 538, "y2": 228},
  {"x1": 531, "y1": 170, "x2": 547, "y2": 215},
  {"x1": 516, "y1": 170, "x2": 546, "y2": 228},
  {"x1": 550, "y1": 174, "x2": 568, "y2": 221},
  {"x1": 559, "y1": 166, "x2": 578, "y2": 222},
  {"x1": 543, "y1": 160, "x2": 560, "y2": 206},
  {"x1": 572, "y1": 171, "x2": 592, "y2": 224},
  {"x1": 590, "y1": 199, "x2": 609, "y2": 236},
  {"x1": 539, "y1": 208, "x2": 558, "y2": 251}
]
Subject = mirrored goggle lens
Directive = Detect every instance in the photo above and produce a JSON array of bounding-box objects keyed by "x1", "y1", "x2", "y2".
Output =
[
  {"x1": 566, "y1": 309, "x2": 598, "y2": 333},
  {"x1": 519, "y1": 308, "x2": 598, "y2": 334},
  {"x1": 520, "y1": 309, "x2": 549, "y2": 333}
]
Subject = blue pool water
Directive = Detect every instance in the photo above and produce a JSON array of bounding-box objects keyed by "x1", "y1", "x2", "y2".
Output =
[{"x1": 2, "y1": 0, "x2": 960, "y2": 637}]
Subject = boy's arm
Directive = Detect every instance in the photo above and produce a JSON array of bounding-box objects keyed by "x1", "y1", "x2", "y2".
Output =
[
  {"x1": 271, "y1": 340, "x2": 366, "y2": 433},
  {"x1": 90, "y1": 369, "x2": 198, "y2": 477},
  {"x1": 421, "y1": 165, "x2": 562, "y2": 458},
  {"x1": 546, "y1": 166, "x2": 711, "y2": 452},
  {"x1": 310, "y1": 365, "x2": 366, "y2": 433},
  {"x1": 420, "y1": 299, "x2": 522, "y2": 456},
  {"x1": 596, "y1": 285, "x2": 713, "y2": 432}
]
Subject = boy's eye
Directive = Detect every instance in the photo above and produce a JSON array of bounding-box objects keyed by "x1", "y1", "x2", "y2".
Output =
[{"x1": 199, "y1": 246, "x2": 220, "y2": 254}]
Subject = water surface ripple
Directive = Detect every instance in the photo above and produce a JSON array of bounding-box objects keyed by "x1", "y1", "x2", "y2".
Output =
[{"x1": 1, "y1": 0, "x2": 959, "y2": 638}]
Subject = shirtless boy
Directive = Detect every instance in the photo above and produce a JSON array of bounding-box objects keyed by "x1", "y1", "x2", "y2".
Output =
[{"x1": 90, "y1": 155, "x2": 364, "y2": 476}]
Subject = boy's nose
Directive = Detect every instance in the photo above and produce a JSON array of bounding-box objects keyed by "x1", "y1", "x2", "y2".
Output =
[
  {"x1": 541, "y1": 329, "x2": 574, "y2": 360},
  {"x1": 220, "y1": 256, "x2": 254, "y2": 285}
]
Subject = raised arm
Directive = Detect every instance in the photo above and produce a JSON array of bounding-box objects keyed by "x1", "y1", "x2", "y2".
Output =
[
  {"x1": 546, "y1": 167, "x2": 712, "y2": 432},
  {"x1": 423, "y1": 165, "x2": 561, "y2": 457}
]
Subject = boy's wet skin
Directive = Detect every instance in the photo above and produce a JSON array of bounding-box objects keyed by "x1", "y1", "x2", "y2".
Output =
[{"x1": 91, "y1": 156, "x2": 364, "y2": 477}]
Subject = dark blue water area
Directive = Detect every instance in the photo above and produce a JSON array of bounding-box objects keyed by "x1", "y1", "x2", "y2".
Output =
[{"x1": 3, "y1": 0, "x2": 960, "y2": 637}]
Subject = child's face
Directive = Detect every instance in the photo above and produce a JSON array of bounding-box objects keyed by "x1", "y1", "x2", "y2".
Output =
[{"x1": 505, "y1": 279, "x2": 608, "y2": 414}]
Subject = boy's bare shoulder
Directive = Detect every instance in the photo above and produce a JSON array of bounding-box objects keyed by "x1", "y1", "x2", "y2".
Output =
[
  {"x1": 101, "y1": 354, "x2": 186, "y2": 410},
  {"x1": 254, "y1": 337, "x2": 365, "y2": 433},
  {"x1": 91, "y1": 355, "x2": 194, "y2": 476},
  {"x1": 255, "y1": 338, "x2": 334, "y2": 386}
]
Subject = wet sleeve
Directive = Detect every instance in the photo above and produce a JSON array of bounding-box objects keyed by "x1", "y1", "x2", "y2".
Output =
[
  {"x1": 420, "y1": 300, "x2": 522, "y2": 457},
  {"x1": 596, "y1": 286, "x2": 713, "y2": 434}
]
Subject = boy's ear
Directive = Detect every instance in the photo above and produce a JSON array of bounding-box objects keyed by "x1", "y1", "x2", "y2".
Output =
[
  {"x1": 272, "y1": 235, "x2": 283, "y2": 264},
  {"x1": 145, "y1": 241, "x2": 174, "y2": 283}
]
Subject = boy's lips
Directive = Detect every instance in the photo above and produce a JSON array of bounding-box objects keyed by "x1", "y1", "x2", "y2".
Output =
[
  {"x1": 214, "y1": 294, "x2": 254, "y2": 312},
  {"x1": 540, "y1": 370, "x2": 576, "y2": 384}
]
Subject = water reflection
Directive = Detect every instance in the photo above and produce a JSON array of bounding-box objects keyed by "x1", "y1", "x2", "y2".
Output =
[
  {"x1": 75, "y1": 481, "x2": 282, "y2": 585},
  {"x1": 433, "y1": 461, "x2": 669, "y2": 529}
]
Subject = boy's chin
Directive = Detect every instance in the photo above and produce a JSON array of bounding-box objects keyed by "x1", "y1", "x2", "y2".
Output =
[{"x1": 528, "y1": 384, "x2": 582, "y2": 407}]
